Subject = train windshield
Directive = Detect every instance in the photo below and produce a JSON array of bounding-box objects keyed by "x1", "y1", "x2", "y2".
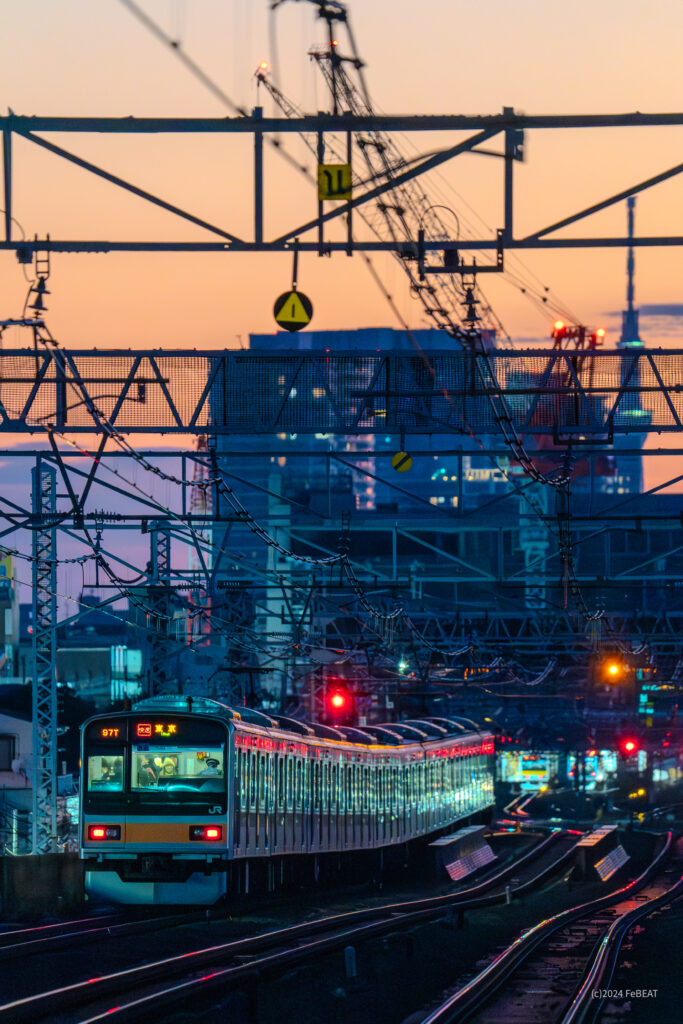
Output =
[{"x1": 131, "y1": 744, "x2": 225, "y2": 792}]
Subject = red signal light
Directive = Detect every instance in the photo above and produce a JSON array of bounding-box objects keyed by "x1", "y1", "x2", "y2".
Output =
[
  {"x1": 326, "y1": 686, "x2": 353, "y2": 723},
  {"x1": 618, "y1": 736, "x2": 640, "y2": 758}
]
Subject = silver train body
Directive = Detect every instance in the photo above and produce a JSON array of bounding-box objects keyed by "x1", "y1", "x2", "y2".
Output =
[{"x1": 80, "y1": 696, "x2": 495, "y2": 904}]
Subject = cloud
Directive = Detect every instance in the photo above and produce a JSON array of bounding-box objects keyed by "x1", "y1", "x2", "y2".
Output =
[
  {"x1": 639, "y1": 304, "x2": 683, "y2": 318},
  {"x1": 603, "y1": 304, "x2": 683, "y2": 320}
]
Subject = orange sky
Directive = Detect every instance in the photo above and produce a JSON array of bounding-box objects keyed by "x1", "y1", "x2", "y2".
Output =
[
  {"x1": 1, "y1": 0, "x2": 681, "y2": 347},
  {"x1": 1, "y1": 1, "x2": 682, "y2": 494}
]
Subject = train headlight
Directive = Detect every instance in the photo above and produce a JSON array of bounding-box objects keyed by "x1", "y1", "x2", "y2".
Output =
[
  {"x1": 87, "y1": 825, "x2": 122, "y2": 840},
  {"x1": 189, "y1": 826, "x2": 223, "y2": 841}
]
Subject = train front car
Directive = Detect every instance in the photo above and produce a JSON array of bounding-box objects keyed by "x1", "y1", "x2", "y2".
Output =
[
  {"x1": 80, "y1": 698, "x2": 495, "y2": 905},
  {"x1": 81, "y1": 700, "x2": 233, "y2": 904}
]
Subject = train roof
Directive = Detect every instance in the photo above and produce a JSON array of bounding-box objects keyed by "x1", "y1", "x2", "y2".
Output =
[{"x1": 114, "y1": 696, "x2": 489, "y2": 751}]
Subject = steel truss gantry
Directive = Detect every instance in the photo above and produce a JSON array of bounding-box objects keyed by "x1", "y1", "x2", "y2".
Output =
[
  {"x1": 30, "y1": 461, "x2": 58, "y2": 854},
  {"x1": 1, "y1": 112, "x2": 682, "y2": 259},
  {"x1": 1, "y1": 347, "x2": 683, "y2": 438}
]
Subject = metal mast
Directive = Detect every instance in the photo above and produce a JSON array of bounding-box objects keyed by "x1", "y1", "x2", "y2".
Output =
[
  {"x1": 146, "y1": 524, "x2": 171, "y2": 696},
  {"x1": 30, "y1": 461, "x2": 58, "y2": 854}
]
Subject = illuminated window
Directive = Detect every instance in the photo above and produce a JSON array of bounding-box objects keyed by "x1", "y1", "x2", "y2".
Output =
[
  {"x1": 87, "y1": 755, "x2": 124, "y2": 792},
  {"x1": 131, "y1": 746, "x2": 224, "y2": 790}
]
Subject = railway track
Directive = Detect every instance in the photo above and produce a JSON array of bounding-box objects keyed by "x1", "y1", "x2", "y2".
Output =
[
  {"x1": 0, "y1": 909, "x2": 215, "y2": 960},
  {"x1": 416, "y1": 832, "x2": 681, "y2": 1024},
  {"x1": 0, "y1": 826, "x2": 544, "y2": 964},
  {"x1": 0, "y1": 829, "x2": 581, "y2": 1023}
]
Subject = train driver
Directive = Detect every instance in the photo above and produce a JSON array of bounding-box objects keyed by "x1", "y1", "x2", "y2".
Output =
[{"x1": 198, "y1": 757, "x2": 222, "y2": 776}]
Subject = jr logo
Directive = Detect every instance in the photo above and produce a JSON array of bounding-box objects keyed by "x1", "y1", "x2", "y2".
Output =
[{"x1": 208, "y1": 805, "x2": 224, "y2": 814}]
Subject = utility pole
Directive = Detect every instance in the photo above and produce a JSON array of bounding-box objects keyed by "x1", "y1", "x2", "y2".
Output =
[{"x1": 31, "y1": 462, "x2": 58, "y2": 854}]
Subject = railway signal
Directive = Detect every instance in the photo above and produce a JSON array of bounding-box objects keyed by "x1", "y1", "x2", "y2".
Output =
[
  {"x1": 618, "y1": 735, "x2": 640, "y2": 759},
  {"x1": 326, "y1": 684, "x2": 354, "y2": 724}
]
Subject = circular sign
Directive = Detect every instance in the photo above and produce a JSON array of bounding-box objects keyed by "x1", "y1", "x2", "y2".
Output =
[
  {"x1": 391, "y1": 451, "x2": 413, "y2": 472},
  {"x1": 273, "y1": 289, "x2": 313, "y2": 332}
]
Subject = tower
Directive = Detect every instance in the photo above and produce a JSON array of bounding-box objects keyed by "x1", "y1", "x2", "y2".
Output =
[{"x1": 609, "y1": 197, "x2": 650, "y2": 495}]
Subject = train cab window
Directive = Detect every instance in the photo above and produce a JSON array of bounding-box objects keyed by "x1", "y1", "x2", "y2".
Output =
[{"x1": 87, "y1": 754, "x2": 124, "y2": 791}]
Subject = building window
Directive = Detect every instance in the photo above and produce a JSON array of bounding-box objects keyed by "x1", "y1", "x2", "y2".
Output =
[{"x1": 0, "y1": 735, "x2": 16, "y2": 771}]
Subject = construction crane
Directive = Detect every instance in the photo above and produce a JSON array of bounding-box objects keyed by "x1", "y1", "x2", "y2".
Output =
[{"x1": 263, "y1": 0, "x2": 507, "y2": 344}]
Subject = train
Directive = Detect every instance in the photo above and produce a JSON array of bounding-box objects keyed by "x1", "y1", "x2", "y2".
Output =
[{"x1": 80, "y1": 695, "x2": 495, "y2": 904}]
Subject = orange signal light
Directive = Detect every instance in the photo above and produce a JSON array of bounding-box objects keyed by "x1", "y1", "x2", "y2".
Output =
[
  {"x1": 554, "y1": 320, "x2": 564, "y2": 331},
  {"x1": 596, "y1": 328, "x2": 606, "y2": 337}
]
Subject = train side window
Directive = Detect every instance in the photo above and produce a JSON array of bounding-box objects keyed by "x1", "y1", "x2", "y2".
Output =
[
  {"x1": 322, "y1": 760, "x2": 330, "y2": 811},
  {"x1": 277, "y1": 754, "x2": 285, "y2": 808},
  {"x1": 248, "y1": 751, "x2": 257, "y2": 810},
  {"x1": 286, "y1": 755, "x2": 293, "y2": 811},
  {"x1": 295, "y1": 759, "x2": 302, "y2": 808},
  {"x1": 258, "y1": 753, "x2": 266, "y2": 806},
  {"x1": 236, "y1": 749, "x2": 246, "y2": 810},
  {"x1": 331, "y1": 762, "x2": 338, "y2": 812},
  {"x1": 346, "y1": 764, "x2": 353, "y2": 813},
  {"x1": 313, "y1": 760, "x2": 320, "y2": 810}
]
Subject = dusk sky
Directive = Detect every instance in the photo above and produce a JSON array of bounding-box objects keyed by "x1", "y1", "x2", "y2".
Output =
[
  {"x1": 0, "y1": 0, "x2": 682, "y2": 573},
  {"x1": 1, "y1": 0, "x2": 681, "y2": 351}
]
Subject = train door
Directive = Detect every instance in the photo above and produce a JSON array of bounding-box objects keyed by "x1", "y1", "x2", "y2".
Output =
[
  {"x1": 360, "y1": 764, "x2": 369, "y2": 847},
  {"x1": 245, "y1": 749, "x2": 256, "y2": 853},
  {"x1": 274, "y1": 753, "x2": 284, "y2": 851},
  {"x1": 331, "y1": 759, "x2": 340, "y2": 850},
  {"x1": 233, "y1": 747, "x2": 243, "y2": 854},
  {"x1": 302, "y1": 757, "x2": 311, "y2": 852},
  {"x1": 284, "y1": 754, "x2": 294, "y2": 853},
  {"x1": 399, "y1": 762, "x2": 407, "y2": 841},
  {"x1": 345, "y1": 763, "x2": 355, "y2": 847},
  {"x1": 375, "y1": 763, "x2": 384, "y2": 846},
  {"x1": 408, "y1": 762, "x2": 417, "y2": 838},
  {"x1": 321, "y1": 757, "x2": 330, "y2": 852},
  {"x1": 293, "y1": 757, "x2": 302, "y2": 848},
  {"x1": 311, "y1": 757, "x2": 320, "y2": 852},
  {"x1": 418, "y1": 760, "x2": 426, "y2": 833}
]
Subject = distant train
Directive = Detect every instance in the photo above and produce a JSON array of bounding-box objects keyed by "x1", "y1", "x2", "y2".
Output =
[{"x1": 80, "y1": 696, "x2": 495, "y2": 904}]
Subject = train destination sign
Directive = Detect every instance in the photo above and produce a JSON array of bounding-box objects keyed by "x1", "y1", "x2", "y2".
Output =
[{"x1": 273, "y1": 290, "x2": 313, "y2": 332}]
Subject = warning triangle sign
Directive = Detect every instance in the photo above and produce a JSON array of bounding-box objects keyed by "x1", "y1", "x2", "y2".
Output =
[{"x1": 273, "y1": 290, "x2": 313, "y2": 332}]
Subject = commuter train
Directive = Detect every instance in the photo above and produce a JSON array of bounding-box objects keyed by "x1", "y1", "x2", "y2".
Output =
[{"x1": 80, "y1": 696, "x2": 495, "y2": 904}]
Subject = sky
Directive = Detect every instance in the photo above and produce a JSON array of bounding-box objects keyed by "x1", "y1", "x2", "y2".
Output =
[
  {"x1": 0, "y1": 0, "x2": 682, "y2": 544},
  {"x1": 0, "y1": 0, "x2": 682, "y2": 615},
  {"x1": 0, "y1": 0, "x2": 681, "y2": 353}
]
